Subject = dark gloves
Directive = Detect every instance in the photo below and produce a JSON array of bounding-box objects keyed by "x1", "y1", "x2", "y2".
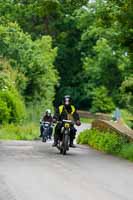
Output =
[{"x1": 76, "y1": 120, "x2": 81, "y2": 126}]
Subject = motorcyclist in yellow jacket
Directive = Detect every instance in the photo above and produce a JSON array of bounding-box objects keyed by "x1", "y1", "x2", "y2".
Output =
[{"x1": 52, "y1": 95, "x2": 81, "y2": 147}]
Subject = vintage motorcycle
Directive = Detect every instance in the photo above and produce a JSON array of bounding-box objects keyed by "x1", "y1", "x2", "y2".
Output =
[
  {"x1": 41, "y1": 121, "x2": 52, "y2": 142},
  {"x1": 57, "y1": 119, "x2": 74, "y2": 155}
]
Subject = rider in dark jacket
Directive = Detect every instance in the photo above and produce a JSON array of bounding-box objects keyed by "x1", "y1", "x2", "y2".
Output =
[
  {"x1": 40, "y1": 109, "x2": 53, "y2": 139},
  {"x1": 52, "y1": 95, "x2": 81, "y2": 147}
]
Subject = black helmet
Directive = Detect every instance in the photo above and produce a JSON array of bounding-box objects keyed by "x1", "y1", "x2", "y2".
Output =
[{"x1": 63, "y1": 95, "x2": 72, "y2": 106}]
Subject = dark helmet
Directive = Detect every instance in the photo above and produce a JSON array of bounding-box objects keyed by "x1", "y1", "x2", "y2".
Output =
[{"x1": 63, "y1": 95, "x2": 72, "y2": 106}]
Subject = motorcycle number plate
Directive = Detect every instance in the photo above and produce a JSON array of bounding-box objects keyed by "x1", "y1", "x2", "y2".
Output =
[{"x1": 64, "y1": 123, "x2": 70, "y2": 128}]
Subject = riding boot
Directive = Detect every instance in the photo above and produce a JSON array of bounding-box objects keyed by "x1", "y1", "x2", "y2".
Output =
[
  {"x1": 69, "y1": 139, "x2": 76, "y2": 148},
  {"x1": 52, "y1": 123, "x2": 61, "y2": 147},
  {"x1": 52, "y1": 134, "x2": 58, "y2": 147},
  {"x1": 39, "y1": 126, "x2": 43, "y2": 137}
]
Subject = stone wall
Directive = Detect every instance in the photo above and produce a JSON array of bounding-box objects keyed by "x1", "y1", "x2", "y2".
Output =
[{"x1": 92, "y1": 119, "x2": 133, "y2": 141}]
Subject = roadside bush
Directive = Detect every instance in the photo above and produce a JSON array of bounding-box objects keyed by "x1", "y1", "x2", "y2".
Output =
[
  {"x1": 77, "y1": 130, "x2": 90, "y2": 144},
  {"x1": 0, "y1": 59, "x2": 26, "y2": 124},
  {"x1": 0, "y1": 99, "x2": 10, "y2": 124},
  {"x1": 77, "y1": 129, "x2": 127, "y2": 154},
  {"x1": 0, "y1": 90, "x2": 26, "y2": 124},
  {"x1": 77, "y1": 128, "x2": 133, "y2": 161},
  {"x1": 119, "y1": 143, "x2": 133, "y2": 161}
]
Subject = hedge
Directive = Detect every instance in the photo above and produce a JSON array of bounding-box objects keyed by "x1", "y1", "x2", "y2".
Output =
[{"x1": 77, "y1": 129, "x2": 133, "y2": 161}]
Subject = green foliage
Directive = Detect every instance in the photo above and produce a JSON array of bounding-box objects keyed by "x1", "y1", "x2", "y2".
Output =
[
  {"x1": 77, "y1": 128, "x2": 133, "y2": 161},
  {"x1": 54, "y1": 15, "x2": 83, "y2": 107},
  {"x1": 0, "y1": 6, "x2": 59, "y2": 126},
  {"x1": 0, "y1": 99, "x2": 10, "y2": 124},
  {"x1": 120, "y1": 76, "x2": 133, "y2": 113},
  {"x1": 77, "y1": 129, "x2": 125, "y2": 154},
  {"x1": 121, "y1": 109, "x2": 133, "y2": 129},
  {"x1": 0, "y1": 59, "x2": 26, "y2": 124},
  {"x1": 0, "y1": 123, "x2": 38, "y2": 140},
  {"x1": 74, "y1": 0, "x2": 132, "y2": 109},
  {"x1": 91, "y1": 86, "x2": 115, "y2": 113},
  {"x1": 0, "y1": 0, "x2": 88, "y2": 38},
  {"x1": 0, "y1": 90, "x2": 26, "y2": 123},
  {"x1": 0, "y1": 22, "x2": 58, "y2": 109},
  {"x1": 0, "y1": 0, "x2": 132, "y2": 117},
  {"x1": 120, "y1": 143, "x2": 133, "y2": 161},
  {"x1": 77, "y1": 129, "x2": 90, "y2": 145}
]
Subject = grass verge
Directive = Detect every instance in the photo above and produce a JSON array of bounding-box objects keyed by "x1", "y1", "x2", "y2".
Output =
[
  {"x1": 80, "y1": 117, "x2": 94, "y2": 124},
  {"x1": 0, "y1": 123, "x2": 39, "y2": 140}
]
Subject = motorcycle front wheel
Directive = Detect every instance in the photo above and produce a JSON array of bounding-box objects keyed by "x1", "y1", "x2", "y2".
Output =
[
  {"x1": 42, "y1": 136, "x2": 46, "y2": 142},
  {"x1": 62, "y1": 132, "x2": 69, "y2": 155}
]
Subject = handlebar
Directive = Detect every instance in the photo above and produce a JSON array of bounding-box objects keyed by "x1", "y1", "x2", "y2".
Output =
[
  {"x1": 62, "y1": 119, "x2": 73, "y2": 123},
  {"x1": 41, "y1": 121, "x2": 50, "y2": 124},
  {"x1": 57, "y1": 120, "x2": 74, "y2": 125}
]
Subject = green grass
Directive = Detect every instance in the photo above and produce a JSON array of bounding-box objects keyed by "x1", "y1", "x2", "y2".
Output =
[
  {"x1": 0, "y1": 123, "x2": 39, "y2": 140},
  {"x1": 80, "y1": 117, "x2": 94, "y2": 124}
]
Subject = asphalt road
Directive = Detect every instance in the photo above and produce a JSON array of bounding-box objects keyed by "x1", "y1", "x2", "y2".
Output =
[{"x1": 0, "y1": 124, "x2": 133, "y2": 200}]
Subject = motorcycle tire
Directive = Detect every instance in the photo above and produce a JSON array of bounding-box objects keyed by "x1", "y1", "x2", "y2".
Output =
[
  {"x1": 62, "y1": 132, "x2": 69, "y2": 155},
  {"x1": 42, "y1": 136, "x2": 46, "y2": 142},
  {"x1": 60, "y1": 148, "x2": 63, "y2": 154}
]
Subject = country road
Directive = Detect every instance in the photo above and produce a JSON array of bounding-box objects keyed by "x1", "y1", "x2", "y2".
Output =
[{"x1": 0, "y1": 124, "x2": 133, "y2": 200}]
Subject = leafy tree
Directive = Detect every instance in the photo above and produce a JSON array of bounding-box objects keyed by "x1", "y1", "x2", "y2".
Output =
[
  {"x1": 121, "y1": 76, "x2": 133, "y2": 113},
  {"x1": 74, "y1": 0, "x2": 132, "y2": 110},
  {"x1": 91, "y1": 86, "x2": 115, "y2": 113},
  {"x1": 0, "y1": 0, "x2": 88, "y2": 108},
  {"x1": 0, "y1": 0, "x2": 132, "y2": 113},
  {"x1": 0, "y1": 22, "x2": 58, "y2": 108},
  {"x1": 0, "y1": 59, "x2": 26, "y2": 124}
]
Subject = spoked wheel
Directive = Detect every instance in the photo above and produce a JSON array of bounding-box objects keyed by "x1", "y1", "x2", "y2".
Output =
[
  {"x1": 42, "y1": 129, "x2": 49, "y2": 143},
  {"x1": 42, "y1": 132, "x2": 47, "y2": 142},
  {"x1": 62, "y1": 133, "x2": 69, "y2": 155}
]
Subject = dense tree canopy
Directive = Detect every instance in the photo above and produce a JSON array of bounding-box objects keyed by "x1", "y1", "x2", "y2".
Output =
[
  {"x1": 74, "y1": 0, "x2": 132, "y2": 111},
  {"x1": 0, "y1": 0, "x2": 132, "y2": 124},
  {"x1": 0, "y1": 21, "x2": 58, "y2": 103},
  {"x1": 0, "y1": 19, "x2": 58, "y2": 123}
]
